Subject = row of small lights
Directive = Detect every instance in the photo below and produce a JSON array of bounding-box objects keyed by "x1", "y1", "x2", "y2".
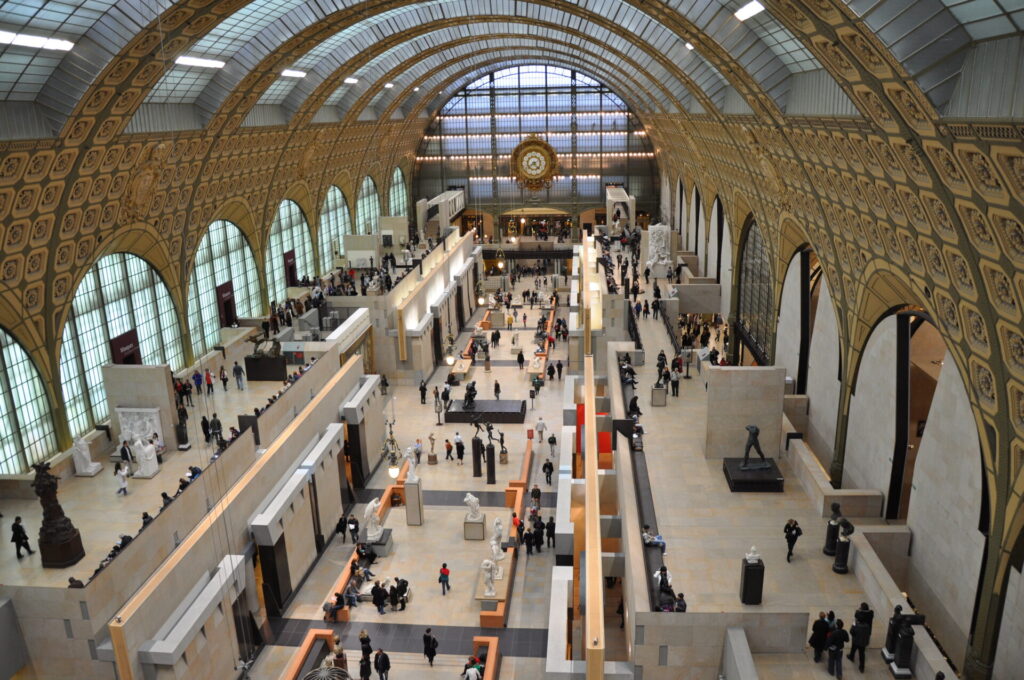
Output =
[
  {"x1": 416, "y1": 152, "x2": 655, "y2": 160},
  {"x1": 467, "y1": 175, "x2": 604, "y2": 180},
  {"x1": 0, "y1": 3, "x2": 762, "y2": 59},
  {"x1": 439, "y1": 112, "x2": 631, "y2": 119},
  {"x1": 423, "y1": 131, "x2": 645, "y2": 140}
]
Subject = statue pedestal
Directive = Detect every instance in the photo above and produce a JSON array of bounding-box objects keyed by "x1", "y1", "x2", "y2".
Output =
[
  {"x1": 72, "y1": 451, "x2": 102, "y2": 477},
  {"x1": 427, "y1": 453, "x2": 438, "y2": 465},
  {"x1": 361, "y1": 528, "x2": 393, "y2": 557},
  {"x1": 499, "y1": 450, "x2": 508, "y2": 464},
  {"x1": 740, "y1": 558, "x2": 764, "y2": 605},
  {"x1": 40, "y1": 529, "x2": 86, "y2": 568},
  {"x1": 722, "y1": 458, "x2": 784, "y2": 492},
  {"x1": 464, "y1": 514, "x2": 486, "y2": 540},
  {"x1": 823, "y1": 521, "x2": 839, "y2": 556},
  {"x1": 832, "y1": 538, "x2": 851, "y2": 574},
  {"x1": 650, "y1": 384, "x2": 667, "y2": 406},
  {"x1": 405, "y1": 481, "x2": 423, "y2": 526},
  {"x1": 132, "y1": 464, "x2": 160, "y2": 479}
]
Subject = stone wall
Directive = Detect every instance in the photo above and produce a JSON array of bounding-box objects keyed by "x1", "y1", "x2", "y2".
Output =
[
  {"x1": 704, "y1": 367, "x2": 785, "y2": 459},
  {"x1": 803, "y1": 278, "x2": 841, "y2": 468},
  {"x1": 842, "y1": 316, "x2": 896, "y2": 494}
]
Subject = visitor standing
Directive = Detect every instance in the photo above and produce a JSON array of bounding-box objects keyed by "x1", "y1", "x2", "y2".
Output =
[
  {"x1": 219, "y1": 365, "x2": 229, "y2": 391},
  {"x1": 10, "y1": 516, "x2": 34, "y2": 558},
  {"x1": 439, "y1": 563, "x2": 451, "y2": 595},
  {"x1": 556, "y1": 359, "x2": 563, "y2": 379},
  {"x1": 455, "y1": 433, "x2": 465, "y2": 465},
  {"x1": 517, "y1": 350, "x2": 525, "y2": 370},
  {"x1": 119, "y1": 440, "x2": 135, "y2": 475},
  {"x1": 233, "y1": 361, "x2": 245, "y2": 389},
  {"x1": 670, "y1": 368, "x2": 680, "y2": 396},
  {"x1": 826, "y1": 620, "x2": 849, "y2": 678},
  {"x1": 494, "y1": 380, "x2": 501, "y2": 399},
  {"x1": 348, "y1": 515, "x2": 360, "y2": 543},
  {"x1": 204, "y1": 368, "x2": 214, "y2": 395},
  {"x1": 546, "y1": 517, "x2": 556, "y2": 548},
  {"x1": 209, "y1": 413, "x2": 223, "y2": 443},
  {"x1": 809, "y1": 611, "x2": 831, "y2": 662},
  {"x1": 200, "y1": 416, "x2": 210, "y2": 443},
  {"x1": 115, "y1": 462, "x2": 129, "y2": 495},
  {"x1": 444, "y1": 439, "x2": 454, "y2": 460},
  {"x1": 373, "y1": 649, "x2": 391, "y2": 680},
  {"x1": 419, "y1": 380, "x2": 427, "y2": 404},
  {"x1": 423, "y1": 629, "x2": 438, "y2": 667},
  {"x1": 359, "y1": 655, "x2": 372, "y2": 680},
  {"x1": 783, "y1": 519, "x2": 802, "y2": 562}
]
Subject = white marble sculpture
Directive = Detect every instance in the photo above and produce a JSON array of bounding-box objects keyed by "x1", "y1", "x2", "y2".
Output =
[
  {"x1": 135, "y1": 438, "x2": 160, "y2": 478},
  {"x1": 511, "y1": 333, "x2": 520, "y2": 347},
  {"x1": 364, "y1": 498, "x2": 384, "y2": 542},
  {"x1": 366, "y1": 274, "x2": 381, "y2": 292},
  {"x1": 530, "y1": 356, "x2": 542, "y2": 370},
  {"x1": 116, "y1": 407, "x2": 163, "y2": 450},
  {"x1": 745, "y1": 545, "x2": 762, "y2": 564},
  {"x1": 71, "y1": 437, "x2": 102, "y2": 477},
  {"x1": 646, "y1": 222, "x2": 673, "y2": 270},
  {"x1": 481, "y1": 559, "x2": 498, "y2": 597},
  {"x1": 403, "y1": 446, "x2": 419, "y2": 484},
  {"x1": 487, "y1": 294, "x2": 497, "y2": 308},
  {"x1": 464, "y1": 493, "x2": 482, "y2": 521},
  {"x1": 490, "y1": 537, "x2": 506, "y2": 562},
  {"x1": 491, "y1": 517, "x2": 504, "y2": 544}
]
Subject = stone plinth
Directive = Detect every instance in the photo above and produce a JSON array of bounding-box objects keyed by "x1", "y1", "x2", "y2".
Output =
[{"x1": 464, "y1": 515, "x2": 486, "y2": 540}]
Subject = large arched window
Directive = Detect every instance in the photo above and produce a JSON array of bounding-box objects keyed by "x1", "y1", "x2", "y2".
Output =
[
  {"x1": 187, "y1": 221, "x2": 262, "y2": 358},
  {"x1": 356, "y1": 176, "x2": 380, "y2": 234},
  {"x1": 265, "y1": 199, "x2": 314, "y2": 304},
  {"x1": 0, "y1": 328, "x2": 57, "y2": 474},
  {"x1": 60, "y1": 253, "x2": 185, "y2": 437},
  {"x1": 319, "y1": 186, "x2": 352, "y2": 273},
  {"x1": 737, "y1": 219, "x2": 774, "y2": 364},
  {"x1": 389, "y1": 167, "x2": 408, "y2": 218}
]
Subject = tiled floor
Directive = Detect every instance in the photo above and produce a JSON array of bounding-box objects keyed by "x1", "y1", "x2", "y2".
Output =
[
  {"x1": 248, "y1": 276, "x2": 567, "y2": 679},
  {"x1": 0, "y1": 368, "x2": 296, "y2": 588},
  {"x1": 629, "y1": 264, "x2": 893, "y2": 678}
]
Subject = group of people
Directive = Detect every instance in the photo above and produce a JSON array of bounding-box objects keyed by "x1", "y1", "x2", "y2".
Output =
[{"x1": 809, "y1": 604, "x2": 874, "y2": 677}]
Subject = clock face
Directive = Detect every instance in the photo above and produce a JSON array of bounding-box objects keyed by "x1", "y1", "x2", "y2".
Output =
[
  {"x1": 511, "y1": 136, "x2": 558, "y2": 191},
  {"x1": 521, "y1": 150, "x2": 547, "y2": 178}
]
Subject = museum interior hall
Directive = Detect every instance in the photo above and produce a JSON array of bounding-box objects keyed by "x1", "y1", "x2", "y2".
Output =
[{"x1": 1, "y1": 1, "x2": 1023, "y2": 679}]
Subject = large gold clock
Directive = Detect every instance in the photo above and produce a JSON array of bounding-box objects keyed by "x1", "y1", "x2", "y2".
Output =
[{"x1": 511, "y1": 135, "x2": 559, "y2": 191}]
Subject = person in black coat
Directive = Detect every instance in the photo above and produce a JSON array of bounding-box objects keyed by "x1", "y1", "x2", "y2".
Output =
[
  {"x1": 373, "y1": 649, "x2": 391, "y2": 680},
  {"x1": 419, "y1": 381, "x2": 427, "y2": 404},
  {"x1": 542, "y1": 459, "x2": 554, "y2": 485},
  {"x1": 533, "y1": 519, "x2": 544, "y2": 553},
  {"x1": 809, "y1": 611, "x2": 831, "y2": 662},
  {"x1": 423, "y1": 628, "x2": 438, "y2": 667},
  {"x1": 10, "y1": 516, "x2": 34, "y2": 558},
  {"x1": 359, "y1": 654, "x2": 372, "y2": 680},
  {"x1": 546, "y1": 517, "x2": 556, "y2": 548},
  {"x1": 847, "y1": 619, "x2": 870, "y2": 672},
  {"x1": 783, "y1": 519, "x2": 802, "y2": 562},
  {"x1": 853, "y1": 602, "x2": 874, "y2": 632},
  {"x1": 371, "y1": 582, "x2": 388, "y2": 615},
  {"x1": 826, "y1": 620, "x2": 850, "y2": 678}
]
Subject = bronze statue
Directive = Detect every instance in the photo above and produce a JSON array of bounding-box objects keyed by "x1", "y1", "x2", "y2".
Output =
[
  {"x1": 31, "y1": 462, "x2": 85, "y2": 568},
  {"x1": 464, "y1": 380, "x2": 477, "y2": 409},
  {"x1": 740, "y1": 424, "x2": 771, "y2": 470}
]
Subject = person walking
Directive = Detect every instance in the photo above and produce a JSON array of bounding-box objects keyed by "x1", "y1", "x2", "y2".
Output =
[
  {"x1": 644, "y1": 265, "x2": 651, "y2": 284},
  {"x1": 543, "y1": 458, "x2": 554, "y2": 485},
  {"x1": 439, "y1": 563, "x2": 451, "y2": 595},
  {"x1": 784, "y1": 519, "x2": 802, "y2": 562},
  {"x1": 200, "y1": 416, "x2": 210, "y2": 443},
  {"x1": 547, "y1": 363, "x2": 555, "y2": 381},
  {"x1": 494, "y1": 380, "x2": 501, "y2": 400},
  {"x1": 441, "y1": 385, "x2": 450, "y2": 410},
  {"x1": 419, "y1": 380, "x2": 427, "y2": 404},
  {"x1": 547, "y1": 434, "x2": 557, "y2": 457},
  {"x1": 670, "y1": 368, "x2": 680, "y2": 396},
  {"x1": 232, "y1": 361, "x2": 245, "y2": 389},
  {"x1": 535, "y1": 417, "x2": 547, "y2": 439},
  {"x1": 546, "y1": 517, "x2": 556, "y2": 548},
  {"x1": 556, "y1": 359, "x2": 563, "y2": 379},
  {"x1": 423, "y1": 628, "x2": 438, "y2": 667},
  {"x1": 517, "y1": 350, "x2": 525, "y2": 370},
  {"x1": 847, "y1": 617, "x2": 870, "y2": 672},
  {"x1": 219, "y1": 365, "x2": 229, "y2": 391},
  {"x1": 348, "y1": 515, "x2": 360, "y2": 543},
  {"x1": 444, "y1": 439, "x2": 454, "y2": 461},
  {"x1": 10, "y1": 516, "x2": 34, "y2": 558},
  {"x1": 524, "y1": 528, "x2": 534, "y2": 557},
  {"x1": 374, "y1": 649, "x2": 391, "y2": 680},
  {"x1": 826, "y1": 620, "x2": 850, "y2": 678},
  {"x1": 530, "y1": 484, "x2": 542, "y2": 510},
  {"x1": 209, "y1": 413, "x2": 223, "y2": 443},
  {"x1": 115, "y1": 462, "x2": 129, "y2": 495},
  {"x1": 119, "y1": 440, "x2": 135, "y2": 475},
  {"x1": 652, "y1": 300, "x2": 660, "y2": 320},
  {"x1": 204, "y1": 368, "x2": 214, "y2": 395},
  {"x1": 642, "y1": 300, "x2": 650, "y2": 319},
  {"x1": 455, "y1": 435, "x2": 465, "y2": 465},
  {"x1": 533, "y1": 520, "x2": 544, "y2": 553},
  {"x1": 809, "y1": 611, "x2": 831, "y2": 662}
]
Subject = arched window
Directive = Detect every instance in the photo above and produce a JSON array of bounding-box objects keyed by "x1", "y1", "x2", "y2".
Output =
[
  {"x1": 319, "y1": 186, "x2": 352, "y2": 273},
  {"x1": 356, "y1": 176, "x2": 380, "y2": 234},
  {"x1": 60, "y1": 253, "x2": 185, "y2": 437},
  {"x1": 265, "y1": 199, "x2": 314, "y2": 304},
  {"x1": 737, "y1": 220, "x2": 774, "y2": 363},
  {"x1": 0, "y1": 328, "x2": 57, "y2": 474},
  {"x1": 187, "y1": 220, "x2": 262, "y2": 358},
  {"x1": 389, "y1": 167, "x2": 408, "y2": 218}
]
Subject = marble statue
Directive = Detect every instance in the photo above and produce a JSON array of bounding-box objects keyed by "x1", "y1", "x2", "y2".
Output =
[
  {"x1": 745, "y1": 545, "x2": 762, "y2": 563},
  {"x1": 136, "y1": 438, "x2": 160, "y2": 478},
  {"x1": 489, "y1": 537, "x2": 506, "y2": 562},
  {"x1": 71, "y1": 437, "x2": 102, "y2": 477},
  {"x1": 646, "y1": 223, "x2": 673, "y2": 270},
  {"x1": 529, "y1": 356, "x2": 542, "y2": 371},
  {"x1": 364, "y1": 498, "x2": 384, "y2": 542},
  {"x1": 491, "y1": 517, "x2": 504, "y2": 545},
  {"x1": 510, "y1": 333, "x2": 520, "y2": 347},
  {"x1": 487, "y1": 294, "x2": 497, "y2": 308},
  {"x1": 481, "y1": 558, "x2": 498, "y2": 597},
  {"x1": 464, "y1": 493, "x2": 482, "y2": 521},
  {"x1": 740, "y1": 424, "x2": 771, "y2": 471},
  {"x1": 403, "y1": 446, "x2": 419, "y2": 484},
  {"x1": 366, "y1": 274, "x2": 381, "y2": 292}
]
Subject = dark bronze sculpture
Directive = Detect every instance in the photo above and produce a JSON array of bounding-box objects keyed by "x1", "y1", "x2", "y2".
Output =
[
  {"x1": 740, "y1": 424, "x2": 771, "y2": 470},
  {"x1": 464, "y1": 380, "x2": 477, "y2": 409},
  {"x1": 31, "y1": 462, "x2": 85, "y2": 568}
]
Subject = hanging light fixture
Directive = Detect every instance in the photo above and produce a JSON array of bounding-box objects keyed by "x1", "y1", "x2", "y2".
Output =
[
  {"x1": 443, "y1": 332, "x2": 457, "y2": 365},
  {"x1": 476, "y1": 281, "x2": 486, "y2": 306},
  {"x1": 495, "y1": 246, "x2": 506, "y2": 270}
]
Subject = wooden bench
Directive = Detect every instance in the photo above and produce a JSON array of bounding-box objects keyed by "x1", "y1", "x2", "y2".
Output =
[
  {"x1": 321, "y1": 462, "x2": 408, "y2": 622},
  {"x1": 472, "y1": 636, "x2": 501, "y2": 680},
  {"x1": 284, "y1": 628, "x2": 335, "y2": 680}
]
